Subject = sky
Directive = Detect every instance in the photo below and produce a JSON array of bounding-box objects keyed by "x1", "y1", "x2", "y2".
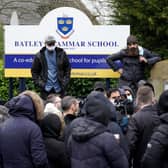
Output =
[{"x1": 80, "y1": 0, "x2": 112, "y2": 24}]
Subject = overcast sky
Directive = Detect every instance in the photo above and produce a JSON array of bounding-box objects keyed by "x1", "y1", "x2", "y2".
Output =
[{"x1": 81, "y1": 0, "x2": 112, "y2": 24}]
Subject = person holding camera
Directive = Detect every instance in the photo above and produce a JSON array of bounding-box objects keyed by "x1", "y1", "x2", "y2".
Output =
[{"x1": 107, "y1": 88, "x2": 132, "y2": 134}]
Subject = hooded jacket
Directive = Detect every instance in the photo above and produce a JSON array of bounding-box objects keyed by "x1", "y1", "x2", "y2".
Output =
[
  {"x1": 0, "y1": 91, "x2": 48, "y2": 168},
  {"x1": 67, "y1": 91, "x2": 128, "y2": 168}
]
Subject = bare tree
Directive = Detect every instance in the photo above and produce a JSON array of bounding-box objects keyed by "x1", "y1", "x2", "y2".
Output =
[
  {"x1": 0, "y1": 0, "x2": 42, "y2": 24},
  {"x1": 0, "y1": 0, "x2": 99, "y2": 25},
  {"x1": 36, "y1": 0, "x2": 99, "y2": 24},
  {"x1": 81, "y1": 0, "x2": 114, "y2": 24}
]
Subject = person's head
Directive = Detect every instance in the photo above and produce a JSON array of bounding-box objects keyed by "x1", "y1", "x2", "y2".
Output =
[
  {"x1": 138, "y1": 80, "x2": 155, "y2": 95},
  {"x1": 61, "y1": 96, "x2": 79, "y2": 116},
  {"x1": 41, "y1": 113, "x2": 62, "y2": 138},
  {"x1": 93, "y1": 81, "x2": 106, "y2": 93},
  {"x1": 106, "y1": 88, "x2": 121, "y2": 105},
  {"x1": 46, "y1": 94, "x2": 62, "y2": 111},
  {"x1": 135, "y1": 86, "x2": 155, "y2": 110},
  {"x1": 120, "y1": 85, "x2": 134, "y2": 102},
  {"x1": 127, "y1": 35, "x2": 139, "y2": 56},
  {"x1": 44, "y1": 35, "x2": 56, "y2": 52},
  {"x1": 83, "y1": 91, "x2": 110, "y2": 125},
  {"x1": 44, "y1": 93, "x2": 63, "y2": 120}
]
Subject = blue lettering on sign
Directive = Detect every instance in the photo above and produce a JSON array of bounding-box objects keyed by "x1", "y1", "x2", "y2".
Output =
[
  {"x1": 4, "y1": 54, "x2": 110, "y2": 69},
  {"x1": 68, "y1": 55, "x2": 110, "y2": 69},
  {"x1": 5, "y1": 55, "x2": 34, "y2": 68}
]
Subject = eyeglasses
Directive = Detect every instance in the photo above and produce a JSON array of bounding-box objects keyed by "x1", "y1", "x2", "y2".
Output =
[{"x1": 47, "y1": 42, "x2": 55, "y2": 46}]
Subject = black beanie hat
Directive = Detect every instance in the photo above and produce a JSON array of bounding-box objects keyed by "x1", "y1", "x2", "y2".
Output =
[
  {"x1": 158, "y1": 90, "x2": 168, "y2": 114},
  {"x1": 127, "y1": 35, "x2": 138, "y2": 45}
]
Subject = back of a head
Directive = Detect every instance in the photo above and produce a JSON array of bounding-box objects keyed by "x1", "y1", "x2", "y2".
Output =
[
  {"x1": 83, "y1": 91, "x2": 110, "y2": 125},
  {"x1": 136, "y1": 86, "x2": 154, "y2": 106},
  {"x1": 138, "y1": 80, "x2": 155, "y2": 95},
  {"x1": 158, "y1": 90, "x2": 168, "y2": 115},
  {"x1": 41, "y1": 113, "x2": 62, "y2": 138},
  {"x1": 93, "y1": 81, "x2": 105, "y2": 92}
]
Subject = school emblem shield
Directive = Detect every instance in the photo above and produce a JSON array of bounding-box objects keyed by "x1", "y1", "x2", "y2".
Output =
[{"x1": 56, "y1": 17, "x2": 74, "y2": 39}]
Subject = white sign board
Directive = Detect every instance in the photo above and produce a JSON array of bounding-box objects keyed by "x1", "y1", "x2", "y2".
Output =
[{"x1": 4, "y1": 7, "x2": 130, "y2": 78}]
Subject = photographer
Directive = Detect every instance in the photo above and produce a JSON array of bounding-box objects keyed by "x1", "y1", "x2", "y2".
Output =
[{"x1": 107, "y1": 88, "x2": 133, "y2": 134}]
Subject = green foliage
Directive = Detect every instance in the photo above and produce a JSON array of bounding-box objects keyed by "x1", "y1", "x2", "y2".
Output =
[
  {"x1": 0, "y1": 24, "x2": 4, "y2": 59},
  {"x1": 110, "y1": 0, "x2": 168, "y2": 59},
  {"x1": 0, "y1": 65, "x2": 9, "y2": 101},
  {"x1": 67, "y1": 78, "x2": 118, "y2": 98}
]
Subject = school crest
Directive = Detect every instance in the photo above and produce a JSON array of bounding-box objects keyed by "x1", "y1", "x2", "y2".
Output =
[{"x1": 56, "y1": 17, "x2": 74, "y2": 39}]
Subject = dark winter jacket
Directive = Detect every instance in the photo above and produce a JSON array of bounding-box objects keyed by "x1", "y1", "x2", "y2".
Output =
[
  {"x1": 126, "y1": 104, "x2": 160, "y2": 168},
  {"x1": 62, "y1": 114, "x2": 77, "y2": 144},
  {"x1": 31, "y1": 46, "x2": 71, "y2": 93},
  {"x1": 64, "y1": 114, "x2": 76, "y2": 126},
  {"x1": 106, "y1": 47, "x2": 161, "y2": 82},
  {"x1": 141, "y1": 113, "x2": 168, "y2": 168},
  {"x1": 107, "y1": 101, "x2": 129, "y2": 158},
  {"x1": 41, "y1": 114, "x2": 70, "y2": 168},
  {"x1": 0, "y1": 91, "x2": 48, "y2": 168},
  {"x1": 67, "y1": 91, "x2": 128, "y2": 168}
]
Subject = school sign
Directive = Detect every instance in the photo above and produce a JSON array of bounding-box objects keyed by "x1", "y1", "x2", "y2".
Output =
[{"x1": 4, "y1": 7, "x2": 130, "y2": 78}]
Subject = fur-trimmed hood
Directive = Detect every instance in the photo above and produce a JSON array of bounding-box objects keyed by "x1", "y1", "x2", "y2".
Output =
[
  {"x1": 5, "y1": 90, "x2": 44, "y2": 121},
  {"x1": 19, "y1": 90, "x2": 44, "y2": 120}
]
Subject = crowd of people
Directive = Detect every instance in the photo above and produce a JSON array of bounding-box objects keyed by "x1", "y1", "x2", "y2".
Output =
[
  {"x1": 0, "y1": 34, "x2": 166, "y2": 168},
  {"x1": 0, "y1": 81, "x2": 168, "y2": 168}
]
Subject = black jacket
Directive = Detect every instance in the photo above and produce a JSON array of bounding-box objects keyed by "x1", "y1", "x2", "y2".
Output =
[
  {"x1": 68, "y1": 117, "x2": 128, "y2": 168},
  {"x1": 107, "y1": 101, "x2": 129, "y2": 158},
  {"x1": 106, "y1": 47, "x2": 161, "y2": 82},
  {"x1": 67, "y1": 91, "x2": 128, "y2": 168},
  {"x1": 126, "y1": 104, "x2": 160, "y2": 168},
  {"x1": 142, "y1": 113, "x2": 168, "y2": 168},
  {"x1": 40, "y1": 114, "x2": 70, "y2": 168},
  {"x1": 31, "y1": 46, "x2": 71, "y2": 93}
]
